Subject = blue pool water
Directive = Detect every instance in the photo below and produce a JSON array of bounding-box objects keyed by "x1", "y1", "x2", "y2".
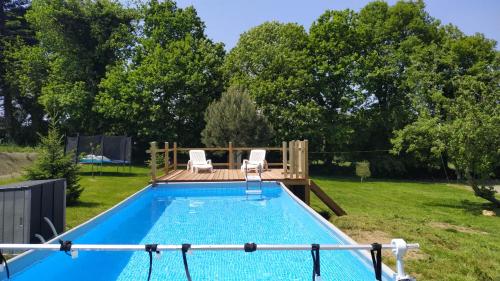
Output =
[{"x1": 5, "y1": 182, "x2": 393, "y2": 280}]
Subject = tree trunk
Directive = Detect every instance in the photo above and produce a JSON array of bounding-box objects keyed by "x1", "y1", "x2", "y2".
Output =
[
  {"x1": 3, "y1": 90, "x2": 15, "y2": 141},
  {"x1": 469, "y1": 178, "x2": 500, "y2": 208}
]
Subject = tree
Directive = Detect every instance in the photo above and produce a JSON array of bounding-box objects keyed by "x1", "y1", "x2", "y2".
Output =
[
  {"x1": 96, "y1": 0, "x2": 224, "y2": 145},
  {"x1": 223, "y1": 21, "x2": 321, "y2": 145},
  {"x1": 201, "y1": 85, "x2": 273, "y2": 148},
  {"x1": 26, "y1": 123, "x2": 83, "y2": 205},
  {"x1": 309, "y1": 9, "x2": 362, "y2": 153},
  {"x1": 392, "y1": 31, "x2": 500, "y2": 206},
  {"x1": 20, "y1": 0, "x2": 136, "y2": 134},
  {"x1": 0, "y1": 0, "x2": 37, "y2": 143}
]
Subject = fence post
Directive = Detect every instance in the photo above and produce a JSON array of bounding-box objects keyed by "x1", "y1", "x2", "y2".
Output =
[
  {"x1": 150, "y1": 141, "x2": 157, "y2": 183},
  {"x1": 164, "y1": 142, "x2": 169, "y2": 175},
  {"x1": 228, "y1": 141, "x2": 233, "y2": 169},
  {"x1": 173, "y1": 142, "x2": 178, "y2": 170},
  {"x1": 282, "y1": 141, "x2": 288, "y2": 178}
]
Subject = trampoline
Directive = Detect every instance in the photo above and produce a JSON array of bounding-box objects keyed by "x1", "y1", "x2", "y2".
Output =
[{"x1": 65, "y1": 135, "x2": 132, "y2": 171}]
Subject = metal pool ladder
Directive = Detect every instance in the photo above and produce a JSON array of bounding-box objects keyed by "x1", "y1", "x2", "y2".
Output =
[{"x1": 245, "y1": 164, "x2": 262, "y2": 195}]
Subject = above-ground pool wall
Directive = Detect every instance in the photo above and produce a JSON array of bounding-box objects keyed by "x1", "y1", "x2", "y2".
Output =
[
  {"x1": 285, "y1": 184, "x2": 310, "y2": 205},
  {"x1": 0, "y1": 179, "x2": 66, "y2": 250}
]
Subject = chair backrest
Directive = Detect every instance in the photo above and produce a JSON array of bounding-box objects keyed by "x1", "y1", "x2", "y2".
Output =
[
  {"x1": 189, "y1": 150, "x2": 207, "y2": 165},
  {"x1": 249, "y1": 149, "x2": 266, "y2": 163}
]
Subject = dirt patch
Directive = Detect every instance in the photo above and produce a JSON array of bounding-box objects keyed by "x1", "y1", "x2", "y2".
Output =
[
  {"x1": 348, "y1": 229, "x2": 393, "y2": 244},
  {"x1": 0, "y1": 152, "x2": 37, "y2": 176},
  {"x1": 429, "y1": 222, "x2": 488, "y2": 235},
  {"x1": 344, "y1": 229, "x2": 429, "y2": 261}
]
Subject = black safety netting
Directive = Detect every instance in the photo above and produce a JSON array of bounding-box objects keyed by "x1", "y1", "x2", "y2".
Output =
[{"x1": 65, "y1": 135, "x2": 132, "y2": 164}]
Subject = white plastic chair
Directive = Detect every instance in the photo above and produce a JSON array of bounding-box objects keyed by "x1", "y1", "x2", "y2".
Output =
[
  {"x1": 241, "y1": 149, "x2": 267, "y2": 172},
  {"x1": 187, "y1": 150, "x2": 213, "y2": 173}
]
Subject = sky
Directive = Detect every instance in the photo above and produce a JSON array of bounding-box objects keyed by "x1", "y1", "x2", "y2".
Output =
[{"x1": 173, "y1": 0, "x2": 500, "y2": 50}]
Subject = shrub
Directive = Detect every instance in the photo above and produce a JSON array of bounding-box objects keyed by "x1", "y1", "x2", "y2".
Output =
[{"x1": 355, "y1": 161, "x2": 371, "y2": 182}]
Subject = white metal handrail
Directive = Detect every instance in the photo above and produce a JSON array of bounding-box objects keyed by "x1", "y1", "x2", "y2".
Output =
[{"x1": 0, "y1": 243, "x2": 419, "y2": 252}]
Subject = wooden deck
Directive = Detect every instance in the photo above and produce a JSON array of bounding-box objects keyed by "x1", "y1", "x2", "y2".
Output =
[{"x1": 157, "y1": 168, "x2": 307, "y2": 185}]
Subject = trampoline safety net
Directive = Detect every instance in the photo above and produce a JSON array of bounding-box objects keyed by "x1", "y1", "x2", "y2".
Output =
[{"x1": 65, "y1": 135, "x2": 132, "y2": 164}]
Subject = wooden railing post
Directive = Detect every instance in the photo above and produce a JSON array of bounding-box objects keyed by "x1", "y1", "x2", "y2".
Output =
[
  {"x1": 173, "y1": 142, "x2": 178, "y2": 170},
  {"x1": 228, "y1": 141, "x2": 233, "y2": 169},
  {"x1": 304, "y1": 140, "x2": 309, "y2": 179},
  {"x1": 298, "y1": 140, "x2": 303, "y2": 178},
  {"x1": 164, "y1": 142, "x2": 169, "y2": 174},
  {"x1": 150, "y1": 141, "x2": 157, "y2": 183},
  {"x1": 282, "y1": 141, "x2": 288, "y2": 178},
  {"x1": 289, "y1": 140, "x2": 295, "y2": 178},
  {"x1": 295, "y1": 140, "x2": 299, "y2": 178}
]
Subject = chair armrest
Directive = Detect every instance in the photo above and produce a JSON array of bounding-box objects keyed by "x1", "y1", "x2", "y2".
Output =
[
  {"x1": 207, "y1": 159, "x2": 212, "y2": 165},
  {"x1": 242, "y1": 159, "x2": 249, "y2": 164},
  {"x1": 187, "y1": 160, "x2": 192, "y2": 170}
]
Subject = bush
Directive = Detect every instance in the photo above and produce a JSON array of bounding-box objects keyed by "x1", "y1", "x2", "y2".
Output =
[
  {"x1": 26, "y1": 126, "x2": 82, "y2": 205},
  {"x1": 355, "y1": 161, "x2": 371, "y2": 182}
]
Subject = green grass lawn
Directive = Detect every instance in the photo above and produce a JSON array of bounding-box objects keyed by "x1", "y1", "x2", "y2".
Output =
[
  {"x1": 0, "y1": 176, "x2": 24, "y2": 185},
  {"x1": 3, "y1": 165, "x2": 499, "y2": 280},
  {"x1": 0, "y1": 144, "x2": 38, "y2": 153},
  {"x1": 311, "y1": 177, "x2": 500, "y2": 281},
  {"x1": 65, "y1": 165, "x2": 150, "y2": 229}
]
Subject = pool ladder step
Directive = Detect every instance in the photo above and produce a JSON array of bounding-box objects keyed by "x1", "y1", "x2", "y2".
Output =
[
  {"x1": 245, "y1": 189, "x2": 262, "y2": 195},
  {"x1": 245, "y1": 167, "x2": 262, "y2": 195}
]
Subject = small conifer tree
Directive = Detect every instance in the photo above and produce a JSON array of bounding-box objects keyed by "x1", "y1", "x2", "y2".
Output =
[
  {"x1": 26, "y1": 123, "x2": 83, "y2": 205},
  {"x1": 201, "y1": 85, "x2": 274, "y2": 147}
]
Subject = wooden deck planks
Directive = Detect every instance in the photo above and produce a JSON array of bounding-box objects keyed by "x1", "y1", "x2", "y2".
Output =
[{"x1": 157, "y1": 169, "x2": 299, "y2": 182}]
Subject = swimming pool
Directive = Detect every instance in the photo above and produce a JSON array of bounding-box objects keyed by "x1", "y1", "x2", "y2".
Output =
[{"x1": 4, "y1": 182, "x2": 396, "y2": 280}]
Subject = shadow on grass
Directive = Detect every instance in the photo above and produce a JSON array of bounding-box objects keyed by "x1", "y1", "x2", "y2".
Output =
[
  {"x1": 68, "y1": 201, "x2": 101, "y2": 208},
  {"x1": 311, "y1": 174, "x2": 460, "y2": 186},
  {"x1": 423, "y1": 199, "x2": 498, "y2": 216},
  {"x1": 317, "y1": 210, "x2": 332, "y2": 220},
  {"x1": 78, "y1": 171, "x2": 142, "y2": 177}
]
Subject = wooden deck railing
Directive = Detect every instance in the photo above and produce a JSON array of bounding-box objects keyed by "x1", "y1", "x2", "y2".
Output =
[{"x1": 147, "y1": 140, "x2": 308, "y2": 183}]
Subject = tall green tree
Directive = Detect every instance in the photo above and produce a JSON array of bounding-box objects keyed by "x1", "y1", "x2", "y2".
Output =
[
  {"x1": 392, "y1": 29, "x2": 500, "y2": 206},
  {"x1": 96, "y1": 0, "x2": 225, "y2": 145},
  {"x1": 223, "y1": 21, "x2": 321, "y2": 144},
  {"x1": 309, "y1": 9, "x2": 361, "y2": 153},
  {"x1": 0, "y1": 0, "x2": 36, "y2": 143},
  {"x1": 16, "y1": 0, "x2": 136, "y2": 134},
  {"x1": 201, "y1": 85, "x2": 273, "y2": 147},
  {"x1": 353, "y1": 0, "x2": 441, "y2": 151}
]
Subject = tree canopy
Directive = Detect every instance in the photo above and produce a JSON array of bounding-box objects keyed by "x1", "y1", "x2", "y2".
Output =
[
  {"x1": 96, "y1": 0, "x2": 225, "y2": 145},
  {"x1": 201, "y1": 85, "x2": 273, "y2": 147},
  {"x1": 0, "y1": 0, "x2": 498, "y2": 192},
  {"x1": 223, "y1": 22, "x2": 322, "y2": 144}
]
